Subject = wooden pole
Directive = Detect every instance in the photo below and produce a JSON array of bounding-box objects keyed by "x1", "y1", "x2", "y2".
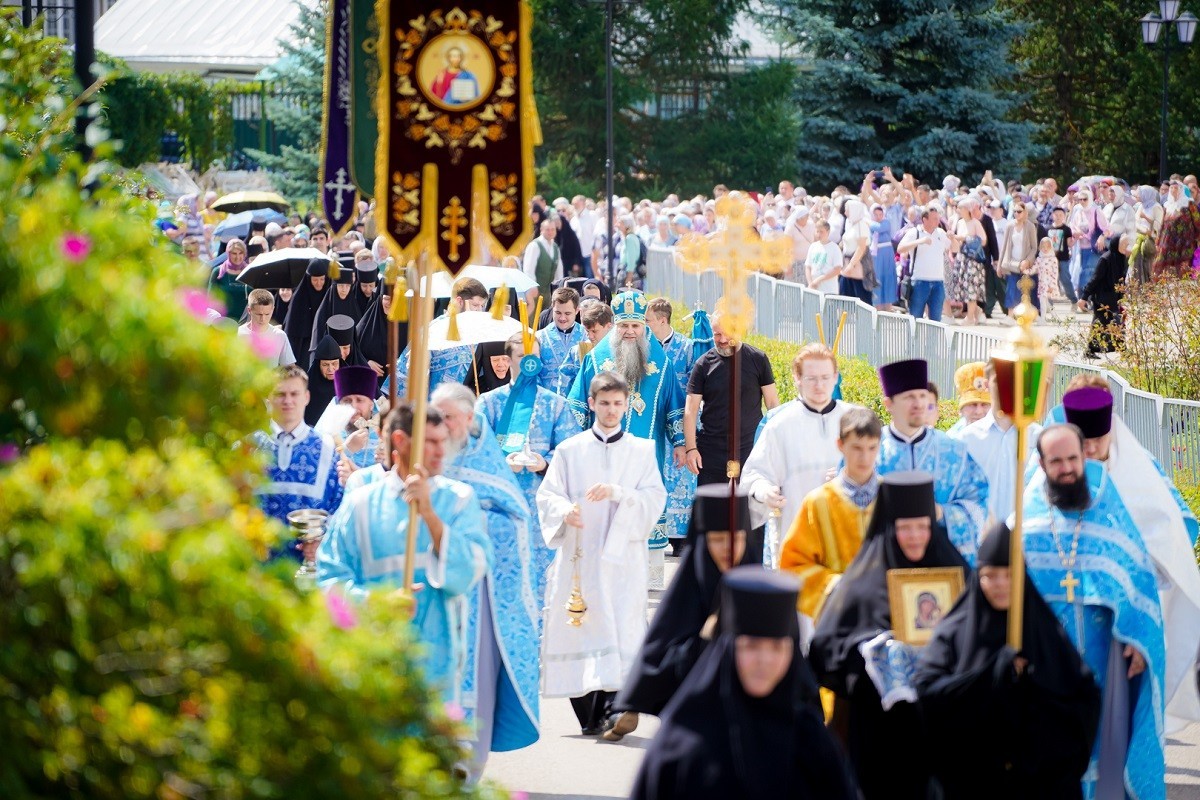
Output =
[
  {"x1": 831, "y1": 311, "x2": 848, "y2": 357},
  {"x1": 727, "y1": 341, "x2": 741, "y2": 567},
  {"x1": 402, "y1": 254, "x2": 437, "y2": 591}
]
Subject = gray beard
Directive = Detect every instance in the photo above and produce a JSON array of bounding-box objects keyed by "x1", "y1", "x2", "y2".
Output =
[
  {"x1": 444, "y1": 436, "x2": 466, "y2": 463},
  {"x1": 613, "y1": 336, "x2": 649, "y2": 388}
]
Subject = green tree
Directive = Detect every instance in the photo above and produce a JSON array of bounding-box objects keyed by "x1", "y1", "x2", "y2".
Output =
[
  {"x1": 245, "y1": 0, "x2": 325, "y2": 207},
  {"x1": 777, "y1": 0, "x2": 1035, "y2": 191},
  {"x1": 0, "y1": 15, "x2": 500, "y2": 799},
  {"x1": 1000, "y1": 0, "x2": 1200, "y2": 182}
]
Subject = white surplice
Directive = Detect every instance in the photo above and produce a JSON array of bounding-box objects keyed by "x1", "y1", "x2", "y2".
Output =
[{"x1": 536, "y1": 427, "x2": 667, "y2": 698}]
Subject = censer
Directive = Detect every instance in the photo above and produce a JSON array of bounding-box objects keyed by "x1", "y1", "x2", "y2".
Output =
[{"x1": 565, "y1": 505, "x2": 587, "y2": 626}]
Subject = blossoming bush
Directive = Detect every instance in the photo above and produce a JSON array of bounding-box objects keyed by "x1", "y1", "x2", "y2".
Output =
[{"x1": 0, "y1": 14, "x2": 500, "y2": 798}]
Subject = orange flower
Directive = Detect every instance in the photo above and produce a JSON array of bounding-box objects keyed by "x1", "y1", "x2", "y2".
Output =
[
  {"x1": 402, "y1": 173, "x2": 420, "y2": 189},
  {"x1": 448, "y1": 123, "x2": 464, "y2": 140},
  {"x1": 500, "y1": 63, "x2": 517, "y2": 78},
  {"x1": 487, "y1": 124, "x2": 503, "y2": 141}
]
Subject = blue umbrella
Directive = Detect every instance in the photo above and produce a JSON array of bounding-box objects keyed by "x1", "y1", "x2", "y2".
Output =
[{"x1": 213, "y1": 208, "x2": 288, "y2": 241}]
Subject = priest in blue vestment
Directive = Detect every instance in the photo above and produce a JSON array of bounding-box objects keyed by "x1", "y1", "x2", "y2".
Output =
[
  {"x1": 535, "y1": 286, "x2": 586, "y2": 395},
  {"x1": 387, "y1": 341, "x2": 475, "y2": 399},
  {"x1": 431, "y1": 384, "x2": 541, "y2": 776},
  {"x1": 476, "y1": 334, "x2": 581, "y2": 605},
  {"x1": 556, "y1": 298, "x2": 613, "y2": 395},
  {"x1": 317, "y1": 403, "x2": 493, "y2": 705},
  {"x1": 875, "y1": 358, "x2": 988, "y2": 565},
  {"x1": 566, "y1": 291, "x2": 686, "y2": 589},
  {"x1": 647, "y1": 297, "x2": 697, "y2": 543},
  {"x1": 1023, "y1": 423, "x2": 1166, "y2": 800},
  {"x1": 255, "y1": 365, "x2": 344, "y2": 561}
]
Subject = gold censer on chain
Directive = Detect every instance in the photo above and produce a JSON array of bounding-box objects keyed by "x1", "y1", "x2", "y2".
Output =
[{"x1": 566, "y1": 504, "x2": 587, "y2": 626}]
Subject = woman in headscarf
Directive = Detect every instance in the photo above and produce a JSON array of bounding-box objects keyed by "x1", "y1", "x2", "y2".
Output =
[
  {"x1": 809, "y1": 471, "x2": 968, "y2": 800},
  {"x1": 837, "y1": 198, "x2": 875, "y2": 304},
  {"x1": 915, "y1": 523, "x2": 1100, "y2": 800},
  {"x1": 1077, "y1": 235, "x2": 1128, "y2": 357},
  {"x1": 206, "y1": 237, "x2": 250, "y2": 322},
  {"x1": 612, "y1": 487, "x2": 765, "y2": 728},
  {"x1": 631, "y1": 566, "x2": 856, "y2": 800},
  {"x1": 283, "y1": 257, "x2": 331, "y2": 371},
  {"x1": 1153, "y1": 183, "x2": 1200, "y2": 280},
  {"x1": 1129, "y1": 186, "x2": 1164, "y2": 284},
  {"x1": 1069, "y1": 187, "x2": 1106, "y2": 294}
]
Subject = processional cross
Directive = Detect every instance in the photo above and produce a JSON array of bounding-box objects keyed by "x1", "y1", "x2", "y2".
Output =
[{"x1": 676, "y1": 192, "x2": 791, "y2": 550}]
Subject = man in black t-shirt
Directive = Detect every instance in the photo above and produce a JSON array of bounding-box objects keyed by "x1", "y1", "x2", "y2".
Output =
[
  {"x1": 1048, "y1": 206, "x2": 1078, "y2": 304},
  {"x1": 683, "y1": 316, "x2": 779, "y2": 487}
]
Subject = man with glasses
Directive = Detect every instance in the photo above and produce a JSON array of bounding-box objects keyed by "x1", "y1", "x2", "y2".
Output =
[{"x1": 741, "y1": 344, "x2": 853, "y2": 563}]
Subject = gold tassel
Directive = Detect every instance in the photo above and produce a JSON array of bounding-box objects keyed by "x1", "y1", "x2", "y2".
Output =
[
  {"x1": 327, "y1": 257, "x2": 340, "y2": 282},
  {"x1": 388, "y1": 275, "x2": 409, "y2": 322},
  {"x1": 491, "y1": 283, "x2": 509, "y2": 320},
  {"x1": 447, "y1": 302, "x2": 461, "y2": 341},
  {"x1": 519, "y1": 300, "x2": 533, "y2": 354}
]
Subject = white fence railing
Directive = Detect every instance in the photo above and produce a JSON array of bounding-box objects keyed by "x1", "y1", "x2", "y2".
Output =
[{"x1": 646, "y1": 247, "x2": 1200, "y2": 486}]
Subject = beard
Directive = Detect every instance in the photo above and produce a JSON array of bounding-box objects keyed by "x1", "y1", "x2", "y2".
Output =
[
  {"x1": 613, "y1": 336, "x2": 649, "y2": 388},
  {"x1": 443, "y1": 434, "x2": 466, "y2": 463},
  {"x1": 1047, "y1": 472, "x2": 1091, "y2": 511}
]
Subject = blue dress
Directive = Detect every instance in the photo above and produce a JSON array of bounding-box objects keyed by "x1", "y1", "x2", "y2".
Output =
[{"x1": 870, "y1": 218, "x2": 897, "y2": 306}]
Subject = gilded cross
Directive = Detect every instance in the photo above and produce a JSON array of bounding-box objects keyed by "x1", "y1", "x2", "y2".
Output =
[
  {"x1": 1061, "y1": 571, "x2": 1080, "y2": 603},
  {"x1": 441, "y1": 197, "x2": 467, "y2": 263},
  {"x1": 324, "y1": 167, "x2": 356, "y2": 220},
  {"x1": 674, "y1": 191, "x2": 791, "y2": 340}
]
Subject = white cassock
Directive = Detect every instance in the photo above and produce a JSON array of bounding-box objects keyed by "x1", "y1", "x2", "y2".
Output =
[
  {"x1": 536, "y1": 427, "x2": 667, "y2": 698},
  {"x1": 742, "y1": 400, "x2": 855, "y2": 532}
]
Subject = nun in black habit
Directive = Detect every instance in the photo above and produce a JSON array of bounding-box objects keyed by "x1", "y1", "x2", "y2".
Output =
[
  {"x1": 914, "y1": 523, "x2": 1100, "y2": 800},
  {"x1": 631, "y1": 567, "x2": 856, "y2": 800},
  {"x1": 465, "y1": 341, "x2": 512, "y2": 396},
  {"x1": 284, "y1": 257, "x2": 330, "y2": 370},
  {"x1": 309, "y1": 257, "x2": 364, "y2": 361},
  {"x1": 613, "y1": 486, "x2": 764, "y2": 722},
  {"x1": 304, "y1": 334, "x2": 341, "y2": 427},
  {"x1": 808, "y1": 470, "x2": 968, "y2": 800},
  {"x1": 355, "y1": 280, "x2": 403, "y2": 377},
  {"x1": 352, "y1": 259, "x2": 380, "y2": 318}
]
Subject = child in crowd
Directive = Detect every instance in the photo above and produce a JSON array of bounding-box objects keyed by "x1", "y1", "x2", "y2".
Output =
[{"x1": 1035, "y1": 236, "x2": 1059, "y2": 312}]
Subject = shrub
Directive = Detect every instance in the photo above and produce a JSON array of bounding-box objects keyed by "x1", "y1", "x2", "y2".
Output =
[{"x1": 0, "y1": 15, "x2": 498, "y2": 798}]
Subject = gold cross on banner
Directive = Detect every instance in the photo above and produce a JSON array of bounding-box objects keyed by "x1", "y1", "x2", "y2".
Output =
[
  {"x1": 674, "y1": 191, "x2": 791, "y2": 340},
  {"x1": 440, "y1": 197, "x2": 468, "y2": 263}
]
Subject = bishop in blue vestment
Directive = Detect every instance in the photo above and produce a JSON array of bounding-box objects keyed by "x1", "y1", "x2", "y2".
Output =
[{"x1": 1022, "y1": 424, "x2": 1166, "y2": 800}]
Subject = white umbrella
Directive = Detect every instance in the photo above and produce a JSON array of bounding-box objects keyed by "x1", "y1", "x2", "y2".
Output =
[
  {"x1": 427, "y1": 311, "x2": 526, "y2": 351},
  {"x1": 403, "y1": 264, "x2": 536, "y2": 298}
]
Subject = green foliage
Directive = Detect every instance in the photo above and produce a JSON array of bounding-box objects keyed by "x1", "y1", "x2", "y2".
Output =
[
  {"x1": 245, "y1": 0, "x2": 325, "y2": 208},
  {"x1": 535, "y1": 151, "x2": 601, "y2": 202},
  {"x1": 530, "y1": 0, "x2": 765, "y2": 197},
  {"x1": 999, "y1": 0, "x2": 1200, "y2": 182},
  {"x1": 0, "y1": 16, "x2": 498, "y2": 798},
  {"x1": 98, "y1": 56, "x2": 235, "y2": 169},
  {"x1": 776, "y1": 0, "x2": 1036, "y2": 191}
]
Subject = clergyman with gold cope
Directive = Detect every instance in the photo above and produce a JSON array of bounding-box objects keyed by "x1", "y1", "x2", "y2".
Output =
[{"x1": 564, "y1": 292, "x2": 686, "y2": 591}]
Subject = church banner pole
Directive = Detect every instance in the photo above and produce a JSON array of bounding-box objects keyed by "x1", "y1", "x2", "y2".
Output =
[
  {"x1": 403, "y1": 253, "x2": 436, "y2": 592},
  {"x1": 727, "y1": 342, "x2": 741, "y2": 568}
]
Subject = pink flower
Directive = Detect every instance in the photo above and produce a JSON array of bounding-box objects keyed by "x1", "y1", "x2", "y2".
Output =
[
  {"x1": 177, "y1": 288, "x2": 223, "y2": 321},
  {"x1": 59, "y1": 232, "x2": 91, "y2": 262},
  {"x1": 325, "y1": 592, "x2": 357, "y2": 630},
  {"x1": 248, "y1": 331, "x2": 277, "y2": 359},
  {"x1": 443, "y1": 701, "x2": 465, "y2": 722},
  {"x1": 510, "y1": 793, "x2": 529, "y2": 800},
  {"x1": 0, "y1": 443, "x2": 19, "y2": 463}
]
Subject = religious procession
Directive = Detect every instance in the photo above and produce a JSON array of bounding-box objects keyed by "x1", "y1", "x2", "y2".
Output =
[{"x1": 5, "y1": 1, "x2": 1200, "y2": 799}]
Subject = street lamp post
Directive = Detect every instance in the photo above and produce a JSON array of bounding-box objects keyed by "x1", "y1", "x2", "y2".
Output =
[
  {"x1": 604, "y1": 0, "x2": 615, "y2": 284},
  {"x1": 1141, "y1": 1, "x2": 1198, "y2": 182}
]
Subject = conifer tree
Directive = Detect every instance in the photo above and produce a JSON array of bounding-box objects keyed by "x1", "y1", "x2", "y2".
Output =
[{"x1": 779, "y1": 0, "x2": 1035, "y2": 190}]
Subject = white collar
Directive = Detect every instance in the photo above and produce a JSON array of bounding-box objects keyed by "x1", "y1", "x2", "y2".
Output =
[{"x1": 270, "y1": 419, "x2": 311, "y2": 440}]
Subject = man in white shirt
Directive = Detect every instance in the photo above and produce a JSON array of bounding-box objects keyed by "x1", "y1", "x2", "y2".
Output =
[
  {"x1": 571, "y1": 195, "x2": 598, "y2": 268},
  {"x1": 522, "y1": 218, "x2": 563, "y2": 302},
  {"x1": 897, "y1": 207, "x2": 951, "y2": 321},
  {"x1": 804, "y1": 220, "x2": 842, "y2": 294},
  {"x1": 238, "y1": 288, "x2": 296, "y2": 366},
  {"x1": 958, "y1": 361, "x2": 1039, "y2": 525}
]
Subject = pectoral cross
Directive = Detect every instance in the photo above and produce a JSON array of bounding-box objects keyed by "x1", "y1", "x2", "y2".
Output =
[
  {"x1": 441, "y1": 197, "x2": 467, "y2": 263},
  {"x1": 324, "y1": 167, "x2": 356, "y2": 220},
  {"x1": 1061, "y1": 571, "x2": 1080, "y2": 603}
]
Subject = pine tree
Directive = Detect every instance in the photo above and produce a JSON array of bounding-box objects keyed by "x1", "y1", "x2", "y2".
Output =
[
  {"x1": 245, "y1": 0, "x2": 325, "y2": 208},
  {"x1": 779, "y1": 0, "x2": 1035, "y2": 191}
]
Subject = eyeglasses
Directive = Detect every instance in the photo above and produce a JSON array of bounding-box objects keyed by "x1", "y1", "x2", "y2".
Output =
[{"x1": 800, "y1": 375, "x2": 836, "y2": 385}]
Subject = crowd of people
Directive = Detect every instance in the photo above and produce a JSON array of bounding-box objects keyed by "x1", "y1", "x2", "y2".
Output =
[{"x1": 171, "y1": 177, "x2": 1200, "y2": 796}]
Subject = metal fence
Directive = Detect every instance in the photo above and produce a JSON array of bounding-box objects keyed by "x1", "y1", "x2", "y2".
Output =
[{"x1": 646, "y1": 247, "x2": 1200, "y2": 486}]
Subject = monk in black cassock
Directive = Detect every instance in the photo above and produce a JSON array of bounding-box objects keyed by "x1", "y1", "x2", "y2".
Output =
[
  {"x1": 284, "y1": 257, "x2": 330, "y2": 370},
  {"x1": 632, "y1": 566, "x2": 856, "y2": 800},
  {"x1": 808, "y1": 470, "x2": 967, "y2": 800},
  {"x1": 915, "y1": 522, "x2": 1100, "y2": 800},
  {"x1": 304, "y1": 334, "x2": 340, "y2": 427},
  {"x1": 611, "y1": 486, "x2": 764, "y2": 733}
]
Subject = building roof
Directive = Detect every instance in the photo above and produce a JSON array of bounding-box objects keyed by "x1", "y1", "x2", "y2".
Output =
[{"x1": 94, "y1": 0, "x2": 313, "y2": 78}]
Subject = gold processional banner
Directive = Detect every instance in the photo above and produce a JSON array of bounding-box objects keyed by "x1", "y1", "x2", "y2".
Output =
[{"x1": 374, "y1": 0, "x2": 540, "y2": 275}]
